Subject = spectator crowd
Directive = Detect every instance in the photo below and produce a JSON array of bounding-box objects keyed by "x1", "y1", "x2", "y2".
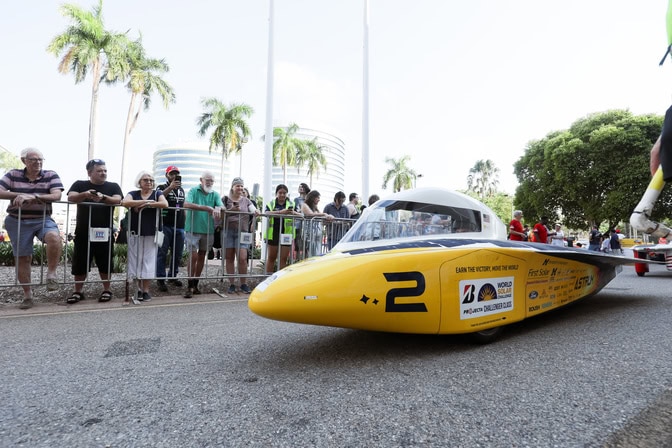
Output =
[
  {"x1": 2, "y1": 148, "x2": 631, "y2": 311},
  {"x1": 508, "y1": 210, "x2": 623, "y2": 253},
  {"x1": 0, "y1": 148, "x2": 365, "y2": 309}
]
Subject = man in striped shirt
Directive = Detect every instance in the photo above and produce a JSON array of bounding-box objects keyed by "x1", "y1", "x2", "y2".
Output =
[{"x1": 0, "y1": 148, "x2": 64, "y2": 309}]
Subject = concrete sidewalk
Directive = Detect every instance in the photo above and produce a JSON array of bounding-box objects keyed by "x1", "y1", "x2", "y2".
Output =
[{"x1": 0, "y1": 289, "x2": 250, "y2": 318}]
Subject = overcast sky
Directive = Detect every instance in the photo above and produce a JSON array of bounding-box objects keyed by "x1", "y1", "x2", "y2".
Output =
[{"x1": 1, "y1": 0, "x2": 670, "y2": 197}]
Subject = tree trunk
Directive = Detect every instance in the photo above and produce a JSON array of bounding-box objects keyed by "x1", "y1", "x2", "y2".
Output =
[{"x1": 88, "y1": 57, "x2": 102, "y2": 161}]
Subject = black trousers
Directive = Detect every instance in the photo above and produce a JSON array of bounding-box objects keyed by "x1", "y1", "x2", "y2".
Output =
[{"x1": 660, "y1": 105, "x2": 672, "y2": 181}]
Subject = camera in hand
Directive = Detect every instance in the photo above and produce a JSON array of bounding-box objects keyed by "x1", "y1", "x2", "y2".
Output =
[{"x1": 175, "y1": 175, "x2": 181, "y2": 182}]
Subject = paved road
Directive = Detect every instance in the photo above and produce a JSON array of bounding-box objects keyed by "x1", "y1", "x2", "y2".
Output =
[{"x1": 1, "y1": 264, "x2": 671, "y2": 447}]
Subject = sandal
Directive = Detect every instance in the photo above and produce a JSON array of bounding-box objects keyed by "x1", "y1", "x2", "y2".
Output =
[
  {"x1": 99, "y1": 291, "x2": 113, "y2": 302},
  {"x1": 67, "y1": 292, "x2": 84, "y2": 304}
]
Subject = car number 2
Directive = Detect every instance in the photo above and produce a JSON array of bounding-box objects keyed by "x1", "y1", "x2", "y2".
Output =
[{"x1": 383, "y1": 272, "x2": 427, "y2": 312}]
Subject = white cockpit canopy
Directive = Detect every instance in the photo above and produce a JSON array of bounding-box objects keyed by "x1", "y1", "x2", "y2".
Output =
[{"x1": 335, "y1": 188, "x2": 508, "y2": 249}]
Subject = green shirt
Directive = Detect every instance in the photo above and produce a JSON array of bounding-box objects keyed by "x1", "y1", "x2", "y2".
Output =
[{"x1": 185, "y1": 185, "x2": 223, "y2": 234}]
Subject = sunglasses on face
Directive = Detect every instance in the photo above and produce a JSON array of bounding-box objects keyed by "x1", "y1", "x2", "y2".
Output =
[{"x1": 86, "y1": 159, "x2": 105, "y2": 170}]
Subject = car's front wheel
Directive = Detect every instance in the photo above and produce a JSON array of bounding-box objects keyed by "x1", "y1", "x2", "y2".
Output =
[{"x1": 470, "y1": 326, "x2": 504, "y2": 344}]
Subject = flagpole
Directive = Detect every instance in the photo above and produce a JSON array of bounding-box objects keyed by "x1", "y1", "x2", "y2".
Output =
[
  {"x1": 362, "y1": 0, "x2": 370, "y2": 201},
  {"x1": 262, "y1": 0, "x2": 275, "y2": 262}
]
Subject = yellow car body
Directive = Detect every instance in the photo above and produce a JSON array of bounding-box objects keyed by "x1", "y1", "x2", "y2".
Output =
[{"x1": 249, "y1": 188, "x2": 636, "y2": 338}]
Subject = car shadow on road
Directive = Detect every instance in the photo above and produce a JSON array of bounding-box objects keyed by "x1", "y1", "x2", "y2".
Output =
[{"x1": 237, "y1": 291, "x2": 659, "y2": 373}]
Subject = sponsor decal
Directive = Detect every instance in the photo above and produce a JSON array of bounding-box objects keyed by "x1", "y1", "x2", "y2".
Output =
[
  {"x1": 542, "y1": 258, "x2": 569, "y2": 266},
  {"x1": 574, "y1": 275, "x2": 594, "y2": 290},
  {"x1": 529, "y1": 290, "x2": 539, "y2": 299},
  {"x1": 455, "y1": 264, "x2": 519, "y2": 274},
  {"x1": 460, "y1": 277, "x2": 514, "y2": 320},
  {"x1": 528, "y1": 268, "x2": 552, "y2": 277}
]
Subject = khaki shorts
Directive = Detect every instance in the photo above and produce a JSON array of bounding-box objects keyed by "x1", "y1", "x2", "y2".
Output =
[{"x1": 185, "y1": 232, "x2": 214, "y2": 252}]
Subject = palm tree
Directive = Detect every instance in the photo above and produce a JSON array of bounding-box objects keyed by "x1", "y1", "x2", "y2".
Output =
[
  {"x1": 266, "y1": 123, "x2": 304, "y2": 185},
  {"x1": 295, "y1": 137, "x2": 327, "y2": 186},
  {"x1": 467, "y1": 159, "x2": 500, "y2": 199},
  {"x1": 382, "y1": 155, "x2": 417, "y2": 192},
  {"x1": 197, "y1": 98, "x2": 254, "y2": 186},
  {"x1": 111, "y1": 37, "x2": 175, "y2": 191},
  {"x1": 47, "y1": 0, "x2": 128, "y2": 160}
]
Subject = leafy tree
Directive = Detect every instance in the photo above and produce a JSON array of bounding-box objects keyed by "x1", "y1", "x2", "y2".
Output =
[
  {"x1": 382, "y1": 155, "x2": 417, "y2": 192},
  {"x1": 0, "y1": 147, "x2": 22, "y2": 172},
  {"x1": 197, "y1": 98, "x2": 254, "y2": 185},
  {"x1": 266, "y1": 123, "x2": 304, "y2": 185},
  {"x1": 47, "y1": 0, "x2": 129, "y2": 160},
  {"x1": 467, "y1": 159, "x2": 500, "y2": 199},
  {"x1": 111, "y1": 37, "x2": 175, "y2": 191},
  {"x1": 482, "y1": 193, "x2": 514, "y2": 226},
  {"x1": 462, "y1": 190, "x2": 515, "y2": 226},
  {"x1": 295, "y1": 137, "x2": 327, "y2": 186},
  {"x1": 513, "y1": 110, "x2": 669, "y2": 230}
]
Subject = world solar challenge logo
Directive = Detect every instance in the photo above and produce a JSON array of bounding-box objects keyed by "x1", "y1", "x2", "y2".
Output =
[{"x1": 459, "y1": 277, "x2": 514, "y2": 320}]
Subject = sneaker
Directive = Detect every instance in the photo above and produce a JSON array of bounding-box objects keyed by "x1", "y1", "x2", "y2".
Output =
[
  {"x1": 169, "y1": 279, "x2": 183, "y2": 287},
  {"x1": 19, "y1": 298, "x2": 34, "y2": 309},
  {"x1": 240, "y1": 284, "x2": 252, "y2": 294},
  {"x1": 193, "y1": 287, "x2": 202, "y2": 295},
  {"x1": 157, "y1": 280, "x2": 168, "y2": 292},
  {"x1": 46, "y1": 277, "x2": 59, "y2": 291},
  {"x1": 183, "y1": 288, "x2": 193, "y2": 299},
  {"x1": 227, "y1": 285, "x2": 237, "y2": 294},
  {"x1": 142, "y1": 292, "x2": 152, "y2": 302}
]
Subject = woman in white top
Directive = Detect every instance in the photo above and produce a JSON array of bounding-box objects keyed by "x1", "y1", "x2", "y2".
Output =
[{"x1": 550, "y1": 223, "x2": 565, "y2": 247}]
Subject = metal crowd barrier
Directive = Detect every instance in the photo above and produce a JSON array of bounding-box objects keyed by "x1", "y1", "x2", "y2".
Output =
[{"x1": 0, "y1": 200, "x2": 357, "y2": 297}]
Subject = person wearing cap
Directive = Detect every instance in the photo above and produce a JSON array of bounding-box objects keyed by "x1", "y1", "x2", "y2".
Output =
[
  {"x1": 155, "y1": 165, "x2": 186, "y2": 292},
  {"x1": 549, "y1": 223, "x2": 565, "y2": 247},
  {"x1": 0, "y1": 148, "x2": 64, "y2": 309},
  {"x1": 222, "y1": 177, "x2": 258, "y2": 294},
  {"x1": 508, "y1": 210, "x2": 526, "y2": 241},
  {"x1": 66, "y1": 159, "x2": 123, "y2": 304}
]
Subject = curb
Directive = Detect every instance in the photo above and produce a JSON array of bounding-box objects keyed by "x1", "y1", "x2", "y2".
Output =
[{"x1": 0, "y1": 291, "x2": 250, "y2": 318}]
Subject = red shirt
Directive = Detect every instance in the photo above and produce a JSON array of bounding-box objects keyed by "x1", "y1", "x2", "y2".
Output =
[
  {"x1": 509, "y1": 219, "x2": 524, "y2": 241},
  {"x1": 533, "y1": 222, "x2": 548, "y2": 243}
]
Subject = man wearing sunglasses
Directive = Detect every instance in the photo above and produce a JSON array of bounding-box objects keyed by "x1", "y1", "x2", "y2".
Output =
[{"x1": 66, "y1": 159, "x2": 123, "y2": 304}]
